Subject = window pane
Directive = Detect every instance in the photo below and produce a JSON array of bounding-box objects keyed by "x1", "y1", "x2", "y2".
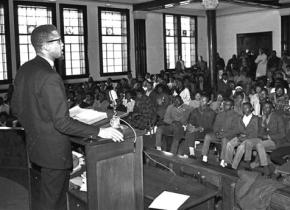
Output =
[
  {"x1": 0, "y1": 4, "x2": 8, "y2": 81},
  {"x1": 62, "y1": 6, "x2": 87, "y2": 76},
  {"x1": 165, "y1": 15, "x2": 178, "y2": 69},
  {"x1": 181, "y1": 16, "x2": 196, "y2": 67},
  {"x1": 16, "y1": 4, "x2": 53, "y2": 65},
  {"x1": 100, "y1": 9, "x2": 129, "y2": 74}
]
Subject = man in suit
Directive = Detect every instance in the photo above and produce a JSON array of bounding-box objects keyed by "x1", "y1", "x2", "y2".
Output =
[
  {"x1": 201, "y1": 98, "x2": 240, "y2": 167},
  {"x1": 11, "y1": 25, "x2": 123, "y2": 210},
  {"x1": 183, "y1": 95, "x2": 216, "y2": 158},
  {"x1": 224, "y1": 102, "x2": 259, "y2": 169},
  {"x1": 245, "y1": 101, "x2": 286, "y2": 175}
]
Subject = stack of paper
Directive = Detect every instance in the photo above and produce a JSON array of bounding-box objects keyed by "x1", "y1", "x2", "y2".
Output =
[
  {"x1": 69, "y1": 105, "x2": 107, "y2": 124},
  {"x1": 149, "y1": 191, "x2": 190, "y2": 210}
]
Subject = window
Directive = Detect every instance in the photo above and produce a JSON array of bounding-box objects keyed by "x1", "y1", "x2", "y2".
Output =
[
  {"x1": 99, "y1": 7, "x2": 130, "y2": 76},
  {"x1": 164, "y1": 15, "x2": 178, "y2": 70},
  {"x1": 14, "y1": 2, "x2": 56, "y2": 67},
  {"x1": 0, "y1": 1, "x2": 11, "y2": 83},
  {"x1": 164, "y1": 14, "x2": 197, "y2": 70},
  {"x1": 60, "y1": 5, "x2": 88, "y2": 78}
]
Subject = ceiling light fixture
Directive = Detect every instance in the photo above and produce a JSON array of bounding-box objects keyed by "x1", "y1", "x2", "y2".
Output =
[{"x1": 201, "y1": 0, "x2": 219, "y2": 9}]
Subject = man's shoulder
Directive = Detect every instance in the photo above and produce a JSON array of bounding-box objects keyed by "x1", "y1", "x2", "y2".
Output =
[{"x1": 19, "y1": 56, "x2": 53, "y2": 76}]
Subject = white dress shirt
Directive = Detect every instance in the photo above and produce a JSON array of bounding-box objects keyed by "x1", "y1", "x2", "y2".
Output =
[
  {"x1": 242, "y1": 113, "x2": 253, "y2": 127},
  {"x1": 179, "y1": 88, "x2": 191, "y2": 105}
]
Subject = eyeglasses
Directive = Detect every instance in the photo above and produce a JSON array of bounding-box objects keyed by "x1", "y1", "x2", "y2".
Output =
[{"x1": 46, "y1": 38, "x2": 62, "y2": 43}]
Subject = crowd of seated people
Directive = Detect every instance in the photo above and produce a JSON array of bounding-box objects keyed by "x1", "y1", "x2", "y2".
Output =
[{"x1": 2, "y1": 49, "x2": 290, "y2": 177}]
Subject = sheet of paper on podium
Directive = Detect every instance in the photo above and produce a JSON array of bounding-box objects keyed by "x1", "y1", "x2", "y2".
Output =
[
  {"x1": 149, "y1": 191, "x2": 190, "y2": 210},
  {"x1": 69, "y1": 105, "x2": 107, "y2": 124}
]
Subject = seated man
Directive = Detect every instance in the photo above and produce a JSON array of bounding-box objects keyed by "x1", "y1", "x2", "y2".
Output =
[
  {"x1": 224, "y1": 102, "x2": 259, "y2": 169},
  {"x1": 155, "y1": 96, "x2": 191, "y2": 154},
  {"x1": 183, "y1": 95, "x2": 216, "y2": 158},
  {"x1": 201, "y1": 98, "x2": 240, "y2": 166},
  {"x1": 245, "y1": 101, "x2": 286, "y2": 175}
]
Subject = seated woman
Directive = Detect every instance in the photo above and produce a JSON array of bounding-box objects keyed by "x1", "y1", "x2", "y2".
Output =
[
  {"x1": 270, "y1": 85, "x2": 289, "y2": 113},
  {"x1": 124, "y1": 88, "x2": 156, "y2": 130},
  {"x1": 92, "y1": 91, "x2": 109, "y2": 112},
  {"x1": 154, "y1": 84, "x2": 172, "y2": 123},
  {"x1": 189, "y1": 92, "x2": 201, "y2": 109},
  {"x1": 122, "y1": 90, "x2": 135, "y2": 113},
  {"x1": 210, "y1": 93, "x2": 223, "y2": 113}
]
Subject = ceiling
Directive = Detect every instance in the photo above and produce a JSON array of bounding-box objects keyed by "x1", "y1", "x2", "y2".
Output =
[{"x1": 72, "y1": 0, "x2": 290, "y2": 13}]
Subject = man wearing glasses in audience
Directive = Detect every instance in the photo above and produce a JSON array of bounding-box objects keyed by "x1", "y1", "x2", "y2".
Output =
[{"x1": 12, "y1": 25, "x2": 123, "y2": 210}]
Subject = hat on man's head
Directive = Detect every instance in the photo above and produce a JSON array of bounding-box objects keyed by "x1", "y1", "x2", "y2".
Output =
[{"x1": 31, "y1": 24, "x2": 58, "y2": 50}]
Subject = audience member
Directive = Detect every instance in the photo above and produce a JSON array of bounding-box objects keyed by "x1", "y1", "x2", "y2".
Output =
[
  {"x1": 224, "y1": 102, "x2": 259, "y2": 169},
  {"x1": 201, "y1": 98, "x2": 239, "y2": 166},
  {"x1": 255, "y1": 48, "x2": 268, "y2": 80},
  {"x1": 155, "y1": 96, "x2": 191, "y2": 154},
  {"x1": 183, "y1": 95, "x2": 216, "y2": 157},
  {"x1": 0, "y1": 96, "x2": 10, "y2": 114},
  {"x1": 125, "y1": 88, "x2": 156, "y2": 130},
  {"x1": 245, "y1": 101, "x2": 285, "y2": 175}
]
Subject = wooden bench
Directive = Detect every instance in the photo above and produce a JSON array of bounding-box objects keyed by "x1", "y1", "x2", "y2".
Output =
[
  {"x1": 143, "y1": 148, "x2": 290, "y2": 210},
  {"x1": 143, "y1": 165, "x2": 218, "y2": 210}
]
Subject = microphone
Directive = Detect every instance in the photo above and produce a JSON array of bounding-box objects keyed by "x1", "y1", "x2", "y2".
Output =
[{"x1": 109, "y1": 89, "x2": 121, "y2": 129}]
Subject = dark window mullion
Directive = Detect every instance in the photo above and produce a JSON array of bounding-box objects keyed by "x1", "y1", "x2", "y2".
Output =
[{"x1": 176, "y1": 16, "x2": 182, "y2": 58}]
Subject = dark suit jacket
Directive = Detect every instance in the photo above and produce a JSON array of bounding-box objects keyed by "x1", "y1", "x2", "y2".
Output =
[
  {"x1": 213, "y1": 109, "x2": 240, "y2": 139},
  {"x1": 12, "y1": 56, "x2": 101, "y2": 169},
  {"x1": 258, "y1": 112, "x2": 286, "y2": 146},
  {"x1": 237, "y1": 115, "x2": 259, "y2": 139},
  {"x1": 187, "y1": 107, "x2": 216, "y2": 133}
]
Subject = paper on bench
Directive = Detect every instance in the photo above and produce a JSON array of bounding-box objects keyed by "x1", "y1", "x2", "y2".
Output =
[
  {"x1": 149, "y1": 191, "x2": 189, "y2": 210},
  {"x1": 69, "y1": 105, "x2": 107, "y2": 124}
]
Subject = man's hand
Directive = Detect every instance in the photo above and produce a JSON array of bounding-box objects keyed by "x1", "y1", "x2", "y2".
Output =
[
  {"x1": 98, "y1": 127, "x2": 124, "y2": 142},
  {"x1": 186, "y1": 124, "x2": 195, "y2": 133}
]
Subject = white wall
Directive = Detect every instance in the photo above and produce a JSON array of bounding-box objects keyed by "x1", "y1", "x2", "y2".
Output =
[
  {"x1": 216, "y1": 9, "x2": 281, "y2": 62},
  {"x1": 146, "y1": 13, "x2": 164, "y2": 74}
]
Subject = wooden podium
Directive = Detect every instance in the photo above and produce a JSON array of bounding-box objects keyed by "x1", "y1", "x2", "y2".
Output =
[{"x1": 68, "y1": 128, "x2": 144, "y2": 210}]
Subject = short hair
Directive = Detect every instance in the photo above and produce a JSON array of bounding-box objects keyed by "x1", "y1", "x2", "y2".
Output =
[
  {"x1": 135, "y1": 88, "x2": 145, "y2": 95},
  {"x1": 174, "y1": 95, "x2": 183, "y2": 103},
  {"x1": 263, "y1": 100, "x2": 273, "y2": 108},
  {"x1": 260, "y1": 88, "x2": 268, "y2": 95},
  {"x1": 242, "y1": 102, "x2": 252, "y2": 108},
  {"x1": 31, "y1": 24, "x2": 58, "y2": 52},
  {"x1": 223, "y1": 98, "x2": 234, "y2": 105}
]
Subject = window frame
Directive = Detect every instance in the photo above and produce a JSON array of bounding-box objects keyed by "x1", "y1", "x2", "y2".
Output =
[
  {"x1": 98, "y1": 7, "x2": 130, "y2": 77},
  {"x1": 163, "y1": 13, "x2": 198, "y2": 71},
  {"x1": 0, "y1": 0, "x2": 12, "y2": 84},
  {"x1": 14, "y1": 1, "x2": 56, "y2": 69},
  {"x1": 59, "y1": 4, "x2": 89, "y2": 79}
]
